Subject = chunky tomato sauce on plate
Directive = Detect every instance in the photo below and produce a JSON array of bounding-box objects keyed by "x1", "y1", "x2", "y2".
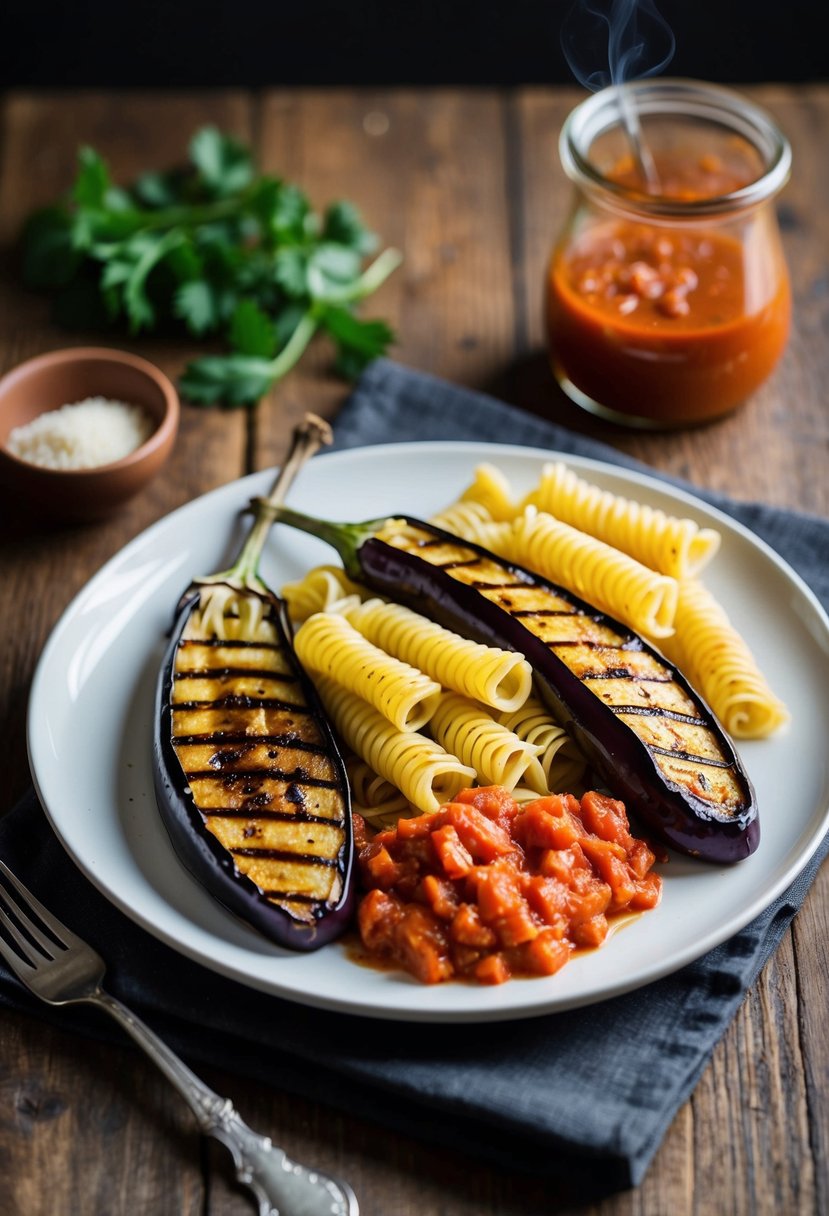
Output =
[{"x1": 354, "y1": 786, "x2": 663, "y2": 986}]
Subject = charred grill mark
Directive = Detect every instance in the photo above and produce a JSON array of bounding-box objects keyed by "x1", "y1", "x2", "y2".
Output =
[
  {"x1": 544, "y1": 638, "x2": 606, "y2": 648},
  {"x1": 201, "y1": 808, "x2": 341, "y2": 825},
  {"x1": 587, "y1": 669, "x2": 672, "y2": 681},
  {"x1": 230, "y1": 847, "x2": 338, "y2": 866},
  {"x1": 468, "y1": 579, "x2": 529, "y2": 590},
  {"x1": 650, "y1": 745, "x2": 733, "y2": 768},
  {"x1": 209, "y1": 746, "x2": 248, "y2": 766},
  {"x1": 174, "y1": 667, "x2": 298, "y2": 682},
  {"x1": 178, "y1": 637, "x2": 282, "y2": 650},
  {"x1": 608, "y1": 705, "x2": 707, "y2": 725},
  {"x1": 173, "y1": 696, "x2": 308, "y2": 711},
  {"x1": 171, "y1": 732, "x2": 330, "y2": 751},
  {"x1": 184, "y1": 769, "x2": 339, "y2": 788},
  {"x1": 511, "y1": 609, "x2": 586, "y2": 620}
]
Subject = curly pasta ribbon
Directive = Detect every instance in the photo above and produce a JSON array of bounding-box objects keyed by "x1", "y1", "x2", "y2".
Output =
[
  {"x1": 429, "y1": 500, "x2": 514, "y2": 552},
  {"x1": 281, "y1": 564, "x2": 365, "y2": 622},
  {"x1": 496, "y1": 695, "x2": 587, "y2": 792},
  {"x1": 457, "y1": 462, "x2": 518, "y2": 520},
  {"x1": 522, "y1": 461, "x2": 721, "y2": 579},
  {"x1": 656, "y1": 580, "x2": 789, "y2": 739},
  {"x1": 345, "y1": 755, "x2": 412, "y2": 828},
  {"x1": 508, "y1": 507, "x2": 679, "y2": 638},
  {"x1": 428, "y1": 692, "x2": 547, "y2": 793},
  {"x1": 293, "y1": 611, "x2": 441, "y2": 732},
  {"x1": 316, "y1": 677, "x2": 475, "y2": 814},
  {"x1": 345, "y1": 597, "x2": 532, "y2": 712}
]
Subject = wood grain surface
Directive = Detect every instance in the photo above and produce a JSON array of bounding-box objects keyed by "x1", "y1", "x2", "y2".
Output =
[{"x1": 0, "y1": 85, "x2": 827, "y2": 1216}]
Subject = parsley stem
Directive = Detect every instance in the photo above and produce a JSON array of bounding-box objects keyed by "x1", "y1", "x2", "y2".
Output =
[
  {"x1": 314, "y1": 247, "x2": 403, "y2": 305},
  {"x1": 345, "y1": 247, "x2": 404, "y2": 300},
  {"x1": 269, "y1": 309, "x2": 319, "y2": 378},
  {"x1": 127, "y1": 191, "x2": 257, "y2": 234}
]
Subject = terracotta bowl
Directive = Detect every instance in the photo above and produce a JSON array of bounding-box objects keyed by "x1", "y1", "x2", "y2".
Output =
[{"x1": 0, "y1": 347, "x2": 179, "y2": 524}]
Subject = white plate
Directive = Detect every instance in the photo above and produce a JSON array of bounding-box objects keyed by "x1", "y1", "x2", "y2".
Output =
[{"x1": 27, "y1": 442, "x2": 829, "y2": 1022}]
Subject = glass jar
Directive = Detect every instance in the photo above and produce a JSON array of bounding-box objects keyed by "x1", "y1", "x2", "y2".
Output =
[{"x1": 546, "y1": 79, "x2": 792, "y2": 428}]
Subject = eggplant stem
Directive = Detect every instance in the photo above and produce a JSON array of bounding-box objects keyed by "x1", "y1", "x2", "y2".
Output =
[
  {"x1": 203, "y1": 414, "x2": 333, "y2": 591},
  {"x1": 253, "y1": 504, "x2": 391, "y2": 579}
]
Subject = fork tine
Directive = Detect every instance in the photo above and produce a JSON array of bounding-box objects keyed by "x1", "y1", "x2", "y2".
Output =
[
  {"x1": 0, "y1": 857, "x2": 70, "y2": 959},
  {"x1": 0, "y1": 900, "x2": 42, "y2": 974}
]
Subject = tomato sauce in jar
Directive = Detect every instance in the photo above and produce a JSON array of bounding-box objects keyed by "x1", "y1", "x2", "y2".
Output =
[{"x1": 547, "y1": 82, "x2": 792, "y2": 428}]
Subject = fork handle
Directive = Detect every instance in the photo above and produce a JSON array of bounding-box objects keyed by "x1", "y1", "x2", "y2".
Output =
[{"x1": 90, "y1": 989, "x2": 357, "y2": 1216}]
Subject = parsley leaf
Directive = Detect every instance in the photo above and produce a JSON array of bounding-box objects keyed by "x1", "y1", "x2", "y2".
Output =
[
  {"x1": 21, "y1": 127, "x2": 401, "y2": 405},
  {"x1": 179, "y1": 355, "x2": 278, "y2": 407},
  {"x1": 322, "y1": 306, "x2": 396, "y2": 378},
  {"x1": 174, "y1": 280, "x2": 224, "y2": 336},
  {"x1": 189, "y1": 127, "x2": 254, "y2": 199},
  {"x1": 73, "y1": 147, "x2": 111, "y2": 209},
  {"x1": 322, "y1": 201, "x2": 378, "y2": 255},
  {"x1": 230, "y1": 298, "x2": 277, "y2": 357},
  {"x1": 273, "y1": 247, "x2": 309, "y2": 299}
]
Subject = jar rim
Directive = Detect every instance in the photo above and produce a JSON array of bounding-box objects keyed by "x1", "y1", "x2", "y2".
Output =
[{"x1": 560, "y1": 78, "x2": 792, "y2": 218}]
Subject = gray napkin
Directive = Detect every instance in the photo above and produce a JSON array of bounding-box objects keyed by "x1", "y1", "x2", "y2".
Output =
[{"x1": 1, "y1": 359, "x2": 827, "y2": 1192}]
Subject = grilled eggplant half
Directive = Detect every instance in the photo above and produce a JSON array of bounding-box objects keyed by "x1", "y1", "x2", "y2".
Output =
[
  {"x1": 153, "y1": 417, "x2": 354, "y2": 950},
  {"x1": 261, "y1": 505, "x2": 758, "y2": 864}
]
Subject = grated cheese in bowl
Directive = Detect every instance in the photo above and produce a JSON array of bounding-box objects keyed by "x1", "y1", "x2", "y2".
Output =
[{"x1": 6, "y1": 397, "x2": 155, "y2": 470}]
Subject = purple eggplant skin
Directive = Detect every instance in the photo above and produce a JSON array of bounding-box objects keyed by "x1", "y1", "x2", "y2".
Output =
[
  {"x1": 153, "y1": 590, "x2": 356, "y2": 951},
  {"x1": 354, "y1": 521, "x2": 758, "y2": 865}
]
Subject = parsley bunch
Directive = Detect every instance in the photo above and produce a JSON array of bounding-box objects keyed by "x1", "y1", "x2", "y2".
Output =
[{"x1": 22, "y1": 128, "x2": 402, "y2": 406}]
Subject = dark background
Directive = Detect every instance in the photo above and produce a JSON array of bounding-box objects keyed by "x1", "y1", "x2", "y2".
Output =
[{"x1": 2, "y1": 0, "x2": 827, "y2": 88}]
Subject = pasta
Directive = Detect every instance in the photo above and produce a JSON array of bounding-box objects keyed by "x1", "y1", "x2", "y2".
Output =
[
  {"x1": 293, "y1": 611, "x2": 442, "y2": 732},
  {"x1": 345, "y1": 755, "x2": 411, "y2": 828},
  {"x1": 655, "y1": 579, "x2": 789, "y2": 739},
  {"x1": 344, "y1": 597, "x2": 533, "y2": 712},
  {"x1": 316, "y1": 676, "x2": 476, "y2": 814},
  {"x1": 457, "y1": 462, "x2": 517, "y2": 520},
  {"x1": 496, "y1": 695, "x2": 587, "y2": 791},
  {"x1": 281, "y1": 564, "x2": 365, "y2": 622},
  {"x1": 508, "y1": 506, "x2": 679, "y2": 638},
  {"x1": 429, "y1": 500, "x2": 514, "y2": 551},
  {"x1": 428, "y1": 692, "x2": 547, "y2": 793},
  {"x1": 196, "y1": 583, "x2": 274, "y2": 643},
  {"x1": 522, "y1": 461, "x2": 721, "y2": 579}
]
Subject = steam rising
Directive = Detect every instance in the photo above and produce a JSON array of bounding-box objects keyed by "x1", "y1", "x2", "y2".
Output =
[{"x1": 561, "y1": 0, "x2": 675, "y2": 90}]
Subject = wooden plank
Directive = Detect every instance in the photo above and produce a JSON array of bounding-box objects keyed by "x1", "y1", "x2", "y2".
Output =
[
  {"x1": 0, "y1": 1012, "x2": 203, "y2": 1215},
  {"x1": 252, "y1": 88, "x2": 518, "y2": 472},
  {"x1": 791, "y1": 865, "x2": 829, "y2": 1216}
]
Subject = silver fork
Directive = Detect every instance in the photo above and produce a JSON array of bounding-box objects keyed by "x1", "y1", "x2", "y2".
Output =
[{"x1": 0, "y1": 856, "x2": 358, "y2": 1216}]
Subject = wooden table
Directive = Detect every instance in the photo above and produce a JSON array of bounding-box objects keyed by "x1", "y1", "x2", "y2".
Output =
[{"x1": 0, "y1": 85, "x2": 827, "y2": 1216}]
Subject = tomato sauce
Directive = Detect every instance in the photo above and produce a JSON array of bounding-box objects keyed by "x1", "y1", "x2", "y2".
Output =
[
  {"x1": 354, "y1": 786, "x2": 663, "y2": 986},
  {"x1": 547, "y1": 153, "x2": 791, "y2": 425}
]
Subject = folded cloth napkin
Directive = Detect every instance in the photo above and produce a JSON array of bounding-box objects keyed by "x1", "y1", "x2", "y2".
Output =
[{"x1": 1, "y1": 359, "x2": 827, "y2": 1192}]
